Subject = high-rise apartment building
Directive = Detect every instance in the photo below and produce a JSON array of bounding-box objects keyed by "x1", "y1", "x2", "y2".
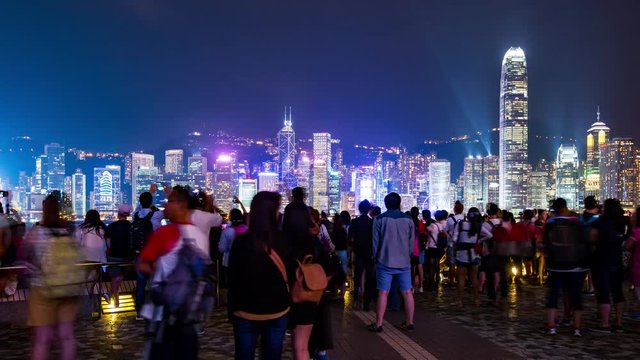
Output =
[
  {"x1": 45, "y1": 143, "x2": 65, "y2": 193},
  {"x1": 556, "y1": 144, "x2": 579, "y2": 210},
  {"x1": 188, "y1": 155, "x2": 208, "y2": 176},
  {"x1": 499, "y1": 47, "x2": 529, "y2": 212},
  {"x1": 71, "y1": 169, "x2": 86, "y2": 220},
  {"x1": 311, "y1": 159, "x2": 329, "y2": 211},
  {"x1": 313, "y1": 133, "x2": 332, "y2": 169},
  {"x1": 463, "y1": 156, "x2": 487, "y2": 211},
  {"x1": 278, "y1": 107, "x2": 297, "y2": 190},
  {"x1": 428, "y1": 159, "x2": 450, "y2": 212},
  {"x1": 328, "y1": 170, "x2": 341, "y2": 213},
  {"x1": 131, "y1": 153, "x2": 155, "y2": 207},
  {"x1": 214, "y1": 154, "x2": 234, "y2": 212},
  {"x1": 484, "y1": 155, "x2": 500, "y2": 206},
  {"x1": 258, "y1": 172, "x2": 279, "y2": 192},
  {"x1": 296, "y1": 151, "x2": 311, "y2": 192},
  {"x1": 601, "y1": 138, "x2": 638, "y2": 210},
  {"x1": 165, "y1": 149, "x2": 184, "y2": 175},
  {"x1": 585, "y1": 108, "x2": 610, "y2": 200}
]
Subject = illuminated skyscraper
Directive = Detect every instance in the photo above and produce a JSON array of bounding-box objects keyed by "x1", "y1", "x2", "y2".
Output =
[
  {"x1": 165, "y1": 149, "x2": 184, "y2": 175},
  {"x1": 328, "y1": 170, "x2": 341, "y2": 213},
  {"x1": 71, "y1": 169, "x2": 86, "y2": 220},
  {"x1": 258, "y1": 172, "x2": 279, "y2": 192},
  {"x1": 428, "y1": 159, "x2": 450, "y2": 211},
  {"x1": 483, "y1": 155, "x2": 500, "y2": 206},
  {"x1": 45, "y1": 143, "x2": 65, "y2": 193},
  {"x1": 238, "y1": 178, "x2": 257, "y2": 210},
  {"x1": 131, "y1": 153, "x2": 155, "y2": 207},
  {"x1": 499, "y1": 47, "x2": 528, "y2": 212},
  {"x1": 214, "y1": 154, "x2": 234, "y2": 212},
  {"x1": 277, "y1": 107, "x2": 297, "y2": 190},
  {"x1": 585, "y1": 107, "x2": 610, "y2": 199},
  {"x1": 93, "y1": 165, "x2": 121, "y2": 218},
  {"x1": 296, "y1": 151, "x2": 311, "y2": 192},
  {"x1": 601, "y1": 138, "x2": 638, "y2": 210},
  {"x1": 188, "y1": 155, "x2": 208, "y2": 175},
  {"x1": 529, "y1": 171, "x2": 548, "y2": 209},
  {"x1": 463, "y1": 156, "x2": 487, "y2": 211},
  {"x1": 556, "y1": 144, "x2": 579, "y2": 210},
  {"x1": 310, "y1": 133, "x2": 332, "y2": 211}
]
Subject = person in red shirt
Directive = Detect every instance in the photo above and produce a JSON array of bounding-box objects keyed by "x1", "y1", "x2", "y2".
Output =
[{"x1": 138, "y1": 186, "x2": 206, "y2": 360}]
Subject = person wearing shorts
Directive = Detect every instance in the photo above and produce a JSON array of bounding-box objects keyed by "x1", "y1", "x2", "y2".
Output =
[{"x1": 367, "y1": 193, "x2": 415, "y2": 333}]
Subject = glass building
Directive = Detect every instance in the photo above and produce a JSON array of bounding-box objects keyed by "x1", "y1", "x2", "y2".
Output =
[
  {"x1": 93, "y1": 165, "x2": 122, "y2": 219},
  {"x1": 165, "y1": 149, "x2": 184, "y2": 175},
  {"x1": 463, "y1": 156, "x2": 487, "y2": 211},
  {"x1": 601, "y1": 138, "x2": 638, "y2": 211},
  {"x1": 71, "y1": 169, "x2": 86, "y2": 220},
  {"x1": 258, "y1": 172, "x2": 279, "y2": 192},
  {"x1": 131, "y1": 153, "x2": 155, "y2": 207},
  {"x1": 45, "y1": 143, "x2": 65, "y2": 193},
  {"x1": 556, "y1": 144, "x2": 579, "y2": 210},
  {"x1": 499, "y1": 47, "x2": 529, "y2": 212},
  {"x1": 277, "y1": 107, "x2": 297, "y2": 190},
  {"x1": 428, "y1": 159, "x2": 451, "y2": 212}
]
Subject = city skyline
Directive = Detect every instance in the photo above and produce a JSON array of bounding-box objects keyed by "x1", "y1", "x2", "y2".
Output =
[{"x1": 0, "y1": 1, "x2": 638, "y2": 152}]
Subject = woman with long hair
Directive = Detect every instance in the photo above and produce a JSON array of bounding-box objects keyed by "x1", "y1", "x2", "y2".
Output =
[
  {"x1": 75, "y1": 210, "x2": 108, "y2": 263},
  {"x1": 452, "y1": 207, "x2": 483, "y2": 306},
  {"x1": 228, "y1": 192, "x2": 290, "y2": 360}
]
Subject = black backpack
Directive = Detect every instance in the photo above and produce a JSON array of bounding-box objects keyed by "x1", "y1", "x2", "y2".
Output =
[
  {"x1": 545, "y1": 216, "x2": 588, "y2": 269},
  {"x1": 131, "y1": 210, "x2": 155, "y2": 254}
]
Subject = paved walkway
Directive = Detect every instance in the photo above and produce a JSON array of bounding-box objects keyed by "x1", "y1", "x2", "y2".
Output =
[{"x1": 1, "y1": 282, "x2": 640, "y2": 359}]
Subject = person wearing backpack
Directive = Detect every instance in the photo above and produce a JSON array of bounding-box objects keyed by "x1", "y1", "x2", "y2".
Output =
[
  {"x1": 425, "y1": 210, "x2": 449, "y2": 292},
  {"x1": 138, "y1": 186, "x2": 211, "y2": 360},
  {"x1": 452, "y1": 207, "x2": 483, "y2": 306},
  {"x1": 132, "y1": 191, "x2": 164, "y2": 317},
  {"x1": 446, "y1": 201, "x2": 465, "y2": 286},
  {"x1": 541, "y1": 198, "x2": 590, "y2": 337},
  {"x1": 105, "y1": 204, "x2": 134, "y2": 308},
  {"x1": 24, "y1": 195, "x2": 82, "y2": 360},
  {"x1": 480, "y1": 203, "x2": 508, "y2": 306},
  {"x1": 228, "y1": 191, "x2": 290, "y2": 360}
]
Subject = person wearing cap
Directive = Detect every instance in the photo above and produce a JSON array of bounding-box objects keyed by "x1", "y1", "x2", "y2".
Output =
[{"x1": 105, "y1": 204, "x2": 134, "y2": 307}]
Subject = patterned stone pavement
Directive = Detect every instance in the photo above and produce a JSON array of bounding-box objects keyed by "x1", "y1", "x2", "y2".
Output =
[{"x1": 1, "y1": 281, "x2": 640, "y2": 359}]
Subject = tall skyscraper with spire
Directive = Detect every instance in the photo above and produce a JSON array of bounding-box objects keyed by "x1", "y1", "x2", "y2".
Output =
[
  {"x1": 585, "y1": 107, "x2": 610, "y2": 200},
  {"x1": 277, "y1": 106, "x2": 296, "y2": 191},
  {"x1": 499, "y1": 47, "x2": 528, "y2": 212}
]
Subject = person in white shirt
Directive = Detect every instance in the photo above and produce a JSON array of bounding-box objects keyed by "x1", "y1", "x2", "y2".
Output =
[
  {"x1": 189, "y1": 191, "x2": 223, "y2": 257},
  {"x1": 446, "y1": 201, "x2": 465, "y2": 286},
  {"x1": 74, "y1": 209, "x2": 109, "y2": 303},
  {"x1": 452, "y1": 207, "x2": 484, "y2": 306},
  {"x1": 425, "y1": 210, "x2": 449, "y2": 292}
]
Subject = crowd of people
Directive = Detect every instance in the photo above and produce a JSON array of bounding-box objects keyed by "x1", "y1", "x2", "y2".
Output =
[{"x1": 1, "y1": 186, "x2": 640, "y2": 359}]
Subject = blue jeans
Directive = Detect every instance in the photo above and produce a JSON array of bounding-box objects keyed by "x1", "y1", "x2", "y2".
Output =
[
  {"x1": 233, "y1": 314, "x2": 289, "y2": 360},
  {"x1": 135, "y1": 270, "x2": 148, "y2": 313}
]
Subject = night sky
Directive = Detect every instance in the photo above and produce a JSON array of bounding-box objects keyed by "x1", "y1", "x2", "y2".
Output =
[{"x1": 1, "y1": 0, "x2": 638, "y2": 153}]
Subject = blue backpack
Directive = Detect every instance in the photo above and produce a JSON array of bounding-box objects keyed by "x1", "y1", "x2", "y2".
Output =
[{"x1": 150, "y1": 239, "x2": 215, "y2": 325}]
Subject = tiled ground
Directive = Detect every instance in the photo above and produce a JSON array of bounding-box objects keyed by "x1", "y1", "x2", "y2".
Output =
[
  {"x1": 1, "y1": 280, "x2": 640, "y2": 359},
  {"x1": 412, "y1": 281, "x2": 640, "y2": 360}
]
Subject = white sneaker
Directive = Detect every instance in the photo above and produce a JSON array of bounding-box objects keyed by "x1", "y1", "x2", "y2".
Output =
[{"x1": 418, "y1": 287, "x2": 424, "y2": 293}]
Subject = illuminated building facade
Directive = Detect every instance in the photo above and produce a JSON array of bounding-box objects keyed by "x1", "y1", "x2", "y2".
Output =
[
  {"x1": 131, "y1": 153, "x2": 155, "y2": 207},
  {"x1": 601, "y1": 138, "x2": 638, "y2": 210},
  {"x1": 499, "y1": 47, "x2": 529, "y2": 212},
  {"x1": 187, "y1": 155, "x2": 207, "y2": 176},
  {"x1": 277, "y1": 107, "x2": 297, "y2": 190},
  {"x1": 214, "y1": 154, "x2": 234, "y2": 212},
  {"x1": 258, "y1": 172, "x2": 279, "y2": 192},
  {"x1": 428, "y1": 159, "x2": 450, "y2": 212},
  {"x1": 165, "y1": 149, "x2": 184, "y2": 175},
  {"x1": 483, "y1": 155, "x2": 500, "y2": 206},
  {"x1": 238, "y1": 178, "x2": 257, "y2": 210},
  {"x1": 45, "y1": 143, "x2": 66, "y2": 193},
  {"x1": 93, "y1": 165, "x2": 121, "y2": 218},
  {"x1": 71, "y1": 169, "x2": 86, "y2": 220},
  {"x1": 585, "y1": 108, "x2": 610, "y2": 200},
  {"x1": 463, "y1": 156, "x2": 487, "y2": 211},
  {"x1": 556, "y1": 144, "x2": 579, "y2": 210}
]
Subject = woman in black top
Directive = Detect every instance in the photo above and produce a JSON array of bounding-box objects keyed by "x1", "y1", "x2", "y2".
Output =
[
  {"x1": 105, "y1": 205, "x2": 133, "y2": 307},
  {"x1": 229, "y1": 191, "x2": 290, "y2": 360}
]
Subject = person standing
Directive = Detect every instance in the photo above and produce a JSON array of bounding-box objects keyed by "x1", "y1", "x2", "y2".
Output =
[
  {"x1": 132, "y1": 191, "x2": 163, "y2": 317},
  {"x1": 24, "y1": 195, "x2": 81, "y2": 360},
  {"x1": 349, "y1": 200, "x2": 375, "y2": 310},
  {"x1": 282, "y1": 187, "x2": 318, "y2": 360},
  {"x1": 425, "y1": 210, "x2": 448, "y2": 292},
  {"x1": 452, "y1": 207, "x2": 483, "y2": 306},
  {"x1": 105, "y1": 204, "x2": 134, "y2": 307},
  {"x1": 446, "y1": 201, "x2": 465, "y2": 286},
  {"x1": 542, "y1": 198, "x2": 590, "y2": 337},
  {"x1": 228, "y1": 192, "x2": 290, "y2": 360},
  {"x1": 138, "y1": 186, "x2": 209, "y2": 359},
  {"x1": 591, "y1": 198, "x2": 627, "y2": 333},
  {"x1": 367, "y1": 193, "x2": 415, "y2": 333}
]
